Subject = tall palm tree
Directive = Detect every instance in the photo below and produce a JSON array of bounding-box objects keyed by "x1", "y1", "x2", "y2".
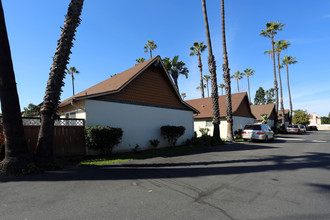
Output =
[
  {"x1": 231, "y1": 71, "x2": 244, "y2": 93},
  {"x1": 243, "y1": 68, "x2": 255, "y2": 103},
  {"x1": 219, "y1": 84, "x2": 225, "y2": 95},
  {"x1": 203, "y1": 75, "x2": 210, "y2": 97},
  {"x1": 220, "y1": 0, "x2": 233, "y2": 141},
  {"x1": 144, "y1": 40, "x2": 157, "y2": 58},
  {"x1": 162, "y1": 56, "x2": 189, "y2": 91},
  {"x1": 281, "y1": 56, "x2": 297, "y2": 123},
  {"x1": 0, "y1": 0, "x2": 32, "y2": 174},
  {"x1": 196, "y1": 84, "x2": 206, "y2": 95},
  {"x1": 274, "y1": 40, "x2": 290, "y2": 128},
  {"x1": 36, "y1": 0, "x2": 84, "y2": 167},
  {"x1": 136, "y1": 57, "x2": 145, "y2": 64},
  {"x1": 260, "y1": 21, "x2": 286, "y2": 131},
  {"x1": 66, "y1": 66, "x2": 79, "y2": 96},
  {"x1": 189, "y1": 41, "x2": 207, "y2": 98},
  {"x1": 181, "y1": 93, "x2": 186, "y2": 100},
  {"x1": 201, "y1": 0, "x2": 221, "y2": 142}
]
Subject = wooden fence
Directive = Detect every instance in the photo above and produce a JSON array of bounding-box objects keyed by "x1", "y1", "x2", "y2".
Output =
[{"x1": 0, "y1": 117, "x2": 85, "y2": 157}]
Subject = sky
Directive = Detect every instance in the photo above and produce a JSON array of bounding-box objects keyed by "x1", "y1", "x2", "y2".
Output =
[{"x1": 2, "y1": 0, "x2": 330, "y2": 116}]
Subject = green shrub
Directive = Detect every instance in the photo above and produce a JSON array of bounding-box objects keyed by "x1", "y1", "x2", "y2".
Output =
[
  {"x1": 195, "y1": 135, "x2": 218, "y2": 146},
  {"x1": 22, "y1": 163, "x2": 43, "y2": 175},
  {"x1": 0, "y1": 131, "x2": 5, "y2": 161},
  {"x1": 85, "y1": 126, "x2": 123, "y2": 155},
  {"x1": 234, "y1": 129, "x2": 243, "y2": 140},
  {"x1": 132, "y1": 144, "x2": 140, "y2": 153},
  {"x1": 199, "y1": 128, "x2": 210, "y2": 136},
  {"x1": 149, "y1": 139, "x2": 160, "y2": 148},
  {"x1": 161, "y1": 125, "x2": 185, "y2": 146}
]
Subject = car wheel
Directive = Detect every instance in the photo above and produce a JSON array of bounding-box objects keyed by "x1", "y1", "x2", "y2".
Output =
[{"x1": 243, "y1": 139, "x2": 248, "y2": 141}]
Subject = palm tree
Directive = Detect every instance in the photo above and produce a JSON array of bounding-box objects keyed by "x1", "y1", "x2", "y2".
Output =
[
  {"x1": 260, "y1": 21, "x2": 286, "y2": 131},
  {"x1": 0, "y1": 0, "x2": 32, "y2": 174},
  {"x1": 181, "y1": 93, "x2": 186, "y2": 100},
  {"x1": 144, "y1": 40, "x2": 157, "y2": 58},
  {"x1": 219, "y1": 84, "x2": 225, "y2": 95},
  {"x1": 243, "y1": 68, "x2": 255, "y2": 103},
  {"x1": 136, "y1": 57, "x2": 145, "y2": 64},
  {"x1": 231, "y1": 71, "x2": 244, "y2": 93},
  {"x1": 66, "y1": 66, "x2": 79, "y2": 96},
  {"x1": 189, "y1": 41, "x2": 207, "y2": 98},
  {"x1": 196, "y1": 84, "x2": 206, "y2": 95},
  {"x1": 281, "y1": 56, "x2": 297, "y2": 123},
  {"x1": 203, "y1": 75, "x2": 210, "y2": 97},
  {"x1": 275, "y1": 40, "x2": 290, "y2": 128},
  {"x1": 220, "y1": 0, "x2": 233, "y2": 141},
  {"x1": 201, "y1": 0, "x2": 221, "y2": 142},
  {"x1": 36, "y1": 0, "x2": 84, "y2": 167},
  {"x1": 162, "y1": 56, "x2": 189, "y2": 91}
]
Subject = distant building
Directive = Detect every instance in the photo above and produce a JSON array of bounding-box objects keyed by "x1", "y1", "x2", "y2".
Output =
[{"x1": 309, "y1": 112, "x2": 321, "y2": 125}]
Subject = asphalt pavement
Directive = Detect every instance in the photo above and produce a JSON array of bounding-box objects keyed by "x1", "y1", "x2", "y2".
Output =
[{"x1": 1, "y1": 131, "x2": 330, "y2": 220}]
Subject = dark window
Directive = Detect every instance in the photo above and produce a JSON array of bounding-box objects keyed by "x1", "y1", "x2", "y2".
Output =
[{"x1": 244, "y1": 124, "x2": 261, "y2": 130}]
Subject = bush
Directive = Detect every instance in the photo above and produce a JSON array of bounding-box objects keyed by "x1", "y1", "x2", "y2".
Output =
[
  {"x1": 195, "y1": 135, "x2": 218, "y2": 146},
  {"x1": 199, "y1": 128, "x2": 210, "y2": 136},
  {"x1": 0, "y1": 131, "x2": 5, "y2": 161},
  {"x1": 234, "y1": 129, "x2": 243, "y2": 140},
  {"x1": 85, "y1": 126, "x2": 123, "y2": 155},
  {"x1": 149, "y1": 139, "x2": 160, "y2": 148},
  {"x1": 161, "y1": 125, "x2": 185, "y2": 146}
]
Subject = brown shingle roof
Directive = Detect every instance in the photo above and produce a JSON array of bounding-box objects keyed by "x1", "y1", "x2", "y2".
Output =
[
  {"x1": 185, "y1": 92, "x2": 254, "y2": 118},
  {"x1": 60, "y1": 56, "x2": 159, "y2": 107},
  {"x1": 250, "y1": 104, "x2": 275, "y2": 121}
]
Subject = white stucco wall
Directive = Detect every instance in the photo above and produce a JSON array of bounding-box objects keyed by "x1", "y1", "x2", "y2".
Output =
[
  {"x1": 84, "y1": 99, "x2": 194, "y2": 153},
  {"x1": 194, "y1": 116, "x2": 255, "y2": 139}
]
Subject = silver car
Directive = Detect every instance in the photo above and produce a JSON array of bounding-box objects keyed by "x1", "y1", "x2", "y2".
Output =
[{"x1": 242, "y1": 124, "x2": 274, "y2": 142}]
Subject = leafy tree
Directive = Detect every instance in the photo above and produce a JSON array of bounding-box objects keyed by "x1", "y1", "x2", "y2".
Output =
[
  {"x1": 23, "y1": 103, "x2": 40, "y2": 117},
  {"x1": 265, "y1": 88, "x2": 275, "y2": 104},
  {"x1": 0, "y1": 0, "x2": 32, "y2": 174},
  {"x1": 292, "y1": 109, "x2": 310, "y2": 126},
  {"x1": 201, "y1": 0, "x2": 221, "y2": 142},
  {"x1": 181, "y1": 93, "x2": 186, "y2": 100},
  {"x1": 261, "y1": 114, "x2": 269, "y2": 124},
  {"x1": 219, "y1": 84, "x2": 225, "y2": 95},
  {"x1": 203, "y1": 75, "x2": 210, "y2": 97},
  {"x1": 36, "y1": 0, "x2": 84, "y2": 167},
  {"x1": 231, "y1": 70, "x2": 244, "y2": 93},
  {"x1": 190, "y1": 41, "x2": 207, "y2": 98},
  {"x1": 254, "y1": 87, "x2": 266, "y2": 105},
  {"x1": 243, "y1": 68, "x2": 255, "y2": 103},
  {"x1": 66, "y1": 66, "x2": 79, "y2": 96},
  {"x1": 162, "y1": 56, "x2": 188, "y2": 91},
  {"x1": 144, "y1": 40, "x2": 157, "y2": 58},
  {"x1": 282, "y1": 56, "x2": 297, "y2": 122},
  {"x1": 220, "y1": 0, "x2": 233, "y2": 141},
  {"x1": 321, "y1": 116, "x2": 330, "y2": 124},
  {"x1": 260, "y1": 21, "x2": 286, "y2": 131},
  {"x1": 136, "y1": 57, "x2": 145, "y2": 64}
]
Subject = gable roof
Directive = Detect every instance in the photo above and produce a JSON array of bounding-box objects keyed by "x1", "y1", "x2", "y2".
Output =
[
  {"x1": 59, "y1": 56, "x2": 198, "y2": 113},
  {"x1": 185, "y1": 92, "x2": 255, "y2": 119},
  {"x1": 250, "y1": 104, "x2": 275, "y2": 121}
]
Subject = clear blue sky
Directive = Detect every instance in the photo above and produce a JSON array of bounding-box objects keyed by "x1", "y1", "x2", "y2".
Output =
[{"x1": 2, "y1": 0, "x2": 330, "y2": 116}]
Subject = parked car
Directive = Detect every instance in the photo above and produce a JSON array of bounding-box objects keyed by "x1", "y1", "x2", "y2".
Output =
[
  {"x1": 242, "y1": 124, "x2": 274, "y2": 142},
  {"x1": 286, "y1": 125, "x2": 304, "y2": 134},
  {"x1": 300, "y1": 125, "x2": 306, "y2": 133},
  {"x1": 307, "y1": 125, "x2": 318, "y2": 131}
]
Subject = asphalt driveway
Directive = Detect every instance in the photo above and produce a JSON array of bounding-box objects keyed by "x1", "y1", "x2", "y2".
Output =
[{"x1": 1, "y1": 131, "x2": 330, "y2": 220}]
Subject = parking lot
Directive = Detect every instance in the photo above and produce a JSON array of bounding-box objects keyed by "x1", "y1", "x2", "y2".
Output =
[{"x1": 1, "y1": 131, "x2": 330, "y2": 220}]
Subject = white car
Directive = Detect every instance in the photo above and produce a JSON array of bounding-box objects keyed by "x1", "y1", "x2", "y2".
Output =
[{"x1": 242, "y1": 124, "x2": 274, "y2": 142}]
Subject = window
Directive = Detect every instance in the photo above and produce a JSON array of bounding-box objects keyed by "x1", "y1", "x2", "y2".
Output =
[
  {"x1": 69, "y1": 112, "x2": 76, "y2": 119},
  {"x1": 205, "y1": 120, "x2": 212, "y2": 127}
]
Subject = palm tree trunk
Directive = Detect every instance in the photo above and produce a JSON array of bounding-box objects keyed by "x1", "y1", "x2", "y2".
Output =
[
  {"x1": 206, "y1": 80, "x2": 209, "y2": 97},
  {"x1": 0, "y1": 0, "x2": 32, "y2": 174},
  {"x1": 201, "y1": 0, "x2": 221, "y2": 142},
  {"x1": 150, "y1": 49, "x2": 152, "y2": 59},
  {"x1": 198, "y1": 54, "x2": 205, "y2": 98},
  {"x1": 221, "y1": 0, "x2": 233, "y2": 141},
  {"x1": 271, "y1": 35, "x2": 278, "y2": 131},
  {"x1": 247, "y1": 77, "x2": 251, "y2": 104},
  {"x1": 277, "y1": 52, "x2": 285, "y2": 128},
  {"x1": 36, "y1": 0, "x2": 84, "y2": 167},
  {"x1": 72, "y1": 74, "x2": 75, "y2": 96},
  {"x1": 286, "y1": 64, "x2": 293, "y2": 123},
  {"x1": 236, "y1": 79, "x2": 239, "y2": 92}
]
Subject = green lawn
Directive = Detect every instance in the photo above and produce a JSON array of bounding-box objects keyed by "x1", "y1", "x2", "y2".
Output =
[{"x1": 80, "y1": 144, "x2": 221, "y2": 166}]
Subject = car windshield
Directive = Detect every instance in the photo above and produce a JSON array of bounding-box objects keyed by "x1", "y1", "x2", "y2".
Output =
[
  {"x1": 244, "y1": 124, "x2": 261, "y2": 130},
  {"x1": 288, "y1": 125, "x2": 298, "y2": 128}
]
